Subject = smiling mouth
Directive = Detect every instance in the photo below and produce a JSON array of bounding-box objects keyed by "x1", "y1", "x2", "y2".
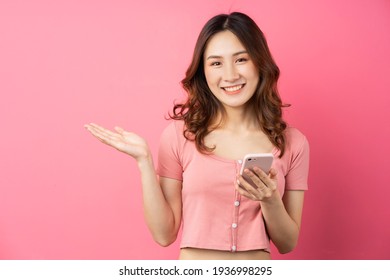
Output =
[{"x1": 222, "y1": 84, "x2": 245, "y2": 93}]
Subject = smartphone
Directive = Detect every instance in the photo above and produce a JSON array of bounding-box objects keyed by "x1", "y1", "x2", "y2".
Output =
[{"x1": 239, "y1": 153, "x2": 274, "y2": 187}]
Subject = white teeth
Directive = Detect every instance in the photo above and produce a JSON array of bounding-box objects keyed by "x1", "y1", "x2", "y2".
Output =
[{"x1": 224, "y1": 85, "x2": 243, "y2": 92}]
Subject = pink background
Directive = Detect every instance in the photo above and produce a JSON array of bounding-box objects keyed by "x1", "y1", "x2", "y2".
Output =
[{"x1": 1, "y1": 0, "x2": 389, "y2": 259}]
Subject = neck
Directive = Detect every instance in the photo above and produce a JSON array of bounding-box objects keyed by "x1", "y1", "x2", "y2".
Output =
[{"x1": 213, "y1": 106, "x2": 259, "y2": 131}]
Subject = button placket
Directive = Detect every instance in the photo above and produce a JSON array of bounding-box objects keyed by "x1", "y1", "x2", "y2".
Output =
[{"x1": 231, "y1": 159, "x2": 242, "y2": 252}]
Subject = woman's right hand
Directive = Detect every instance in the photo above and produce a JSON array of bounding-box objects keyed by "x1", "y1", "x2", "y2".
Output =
[{"x1": 84, "y1": 123, "x2": 150, "y2": 161}]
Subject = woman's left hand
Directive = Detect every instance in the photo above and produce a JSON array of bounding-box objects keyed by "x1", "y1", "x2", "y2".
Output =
[{"x1": 236, "y1": 167, "x2": 278, "y2": 201}]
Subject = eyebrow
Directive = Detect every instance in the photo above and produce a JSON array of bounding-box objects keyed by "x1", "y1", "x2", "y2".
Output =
[{"x1": 206, "y1": 50, "x2": 248, "y2": 60}]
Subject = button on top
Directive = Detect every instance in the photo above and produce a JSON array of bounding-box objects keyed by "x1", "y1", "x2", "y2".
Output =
[{"x1": 234, "y1": 200, "x2": 240, "y2": 207}]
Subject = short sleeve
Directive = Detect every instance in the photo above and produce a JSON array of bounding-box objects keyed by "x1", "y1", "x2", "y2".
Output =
[
  {"x1": 285, "y1": 133, "x2": 310, "y2": 190},
  {"x1": 156, "y1": 122, "x2": 183, "y2": 181}
]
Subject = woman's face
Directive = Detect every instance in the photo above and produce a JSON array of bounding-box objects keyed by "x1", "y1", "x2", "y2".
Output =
[{"x1": 203, "y1": 30, "x2": 259, "y2": 111}]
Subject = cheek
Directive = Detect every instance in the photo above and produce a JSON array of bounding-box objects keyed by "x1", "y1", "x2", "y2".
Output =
[
  {"x1": 204, "y1": 69, "x2": 219, "y2": 87},
  {"x1": 245, "y1": 68, "x2": 260, "y2": 87},
  {"x1": 244, "y1": 65, "x2": 259, "y2": 79}
]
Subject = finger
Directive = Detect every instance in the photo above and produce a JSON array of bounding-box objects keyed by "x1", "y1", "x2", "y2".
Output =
[
  {"x1": 86, "y1": 126, "x2": 114, "y2": 144},
  {"x1": 269, "y1": 168, "x2": 278, "y2": 179},
  {"x1": 89, "y1": 123, "x2": 118, "y2": 137},
  {"x1": 239, "y1": 168, "x2": 275, "y2": 199},
  {"x1": 88, "y1": 123, "x2": 121, "y2": 141},
  {"x1": 86, "y1": 124, "x2": 122, "y2": 147},
  {"x1": 252, "y1": 167, "x2": 277, "y2": 191},
  {"x1": 236, "y1": 178, "x2": 264, "y2": 201},
  {"x1": 243, "y1": 169, "x2": 267, "y2": 191},
  {"x1": 86, "y1": 123, "x2": 106, "y2": 131},
  {"x1": 237, "y1": 187, "x2": 260, "y2": 200},
  {"x1": 237, "y1": 175, "x2": 265, "y2": 199},
  {"x1": 114, "y1": 126, "x2": 127, "y2": 135}
]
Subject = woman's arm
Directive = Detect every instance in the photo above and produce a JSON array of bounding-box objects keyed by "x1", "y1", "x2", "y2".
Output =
[
  {"x1": 236, "y1": 167, "x2": 304, "y2": 254},
  {"x1": 138, "y1": 156, "x2": 182, "y2": 246},
  {"x1": 85, "y1": 123, "x2": 182, "y2": 246},
  {"x1": 260, "y1": 189, "x2": 304, "y2": 253}
]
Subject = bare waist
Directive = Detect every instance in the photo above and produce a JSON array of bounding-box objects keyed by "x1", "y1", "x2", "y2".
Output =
[{"x1": 179, "y1": 248, "x2": 271, "y2": 260}]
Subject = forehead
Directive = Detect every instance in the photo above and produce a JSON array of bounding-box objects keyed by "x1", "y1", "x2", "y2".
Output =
[{"x1": 204, "y1": 30, "x2": 246, "y2": 57}]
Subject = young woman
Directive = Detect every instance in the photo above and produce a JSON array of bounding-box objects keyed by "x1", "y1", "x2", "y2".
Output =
[{"x1": 85, "y1": 12, "x2": 309, "y2": 260}]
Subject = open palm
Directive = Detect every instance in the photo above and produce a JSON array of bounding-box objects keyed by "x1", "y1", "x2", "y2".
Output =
[{"x1": 85, "y1": 123, "x2": 150, "y2": 161}]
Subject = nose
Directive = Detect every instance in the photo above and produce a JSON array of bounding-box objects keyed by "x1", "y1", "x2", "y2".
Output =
[{"x1": 223, "y1": 62, "x2": 240, "y2": 82}]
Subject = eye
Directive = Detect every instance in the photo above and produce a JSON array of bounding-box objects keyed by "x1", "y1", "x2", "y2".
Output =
[
  {"x1": 236, "y1": 57, "x2": 248, "y2": 63},
  {"x1": 210, "y1": 61, "x2": 221, "y2": 66}
]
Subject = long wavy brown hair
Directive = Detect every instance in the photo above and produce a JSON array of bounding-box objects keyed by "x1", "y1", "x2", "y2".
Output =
[{"x1": 170, "y1": 12, "x2": 289, "y2": 157}]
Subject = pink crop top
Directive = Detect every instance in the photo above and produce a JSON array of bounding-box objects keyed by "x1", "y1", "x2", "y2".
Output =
[{"x1": 157, "y1": 121, "x2": 310, "y2": 252}]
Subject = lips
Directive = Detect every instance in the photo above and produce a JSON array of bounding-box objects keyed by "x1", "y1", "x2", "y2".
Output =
[{"x1": 222, "y1": 84, "x2": 245, "y2": 94}]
